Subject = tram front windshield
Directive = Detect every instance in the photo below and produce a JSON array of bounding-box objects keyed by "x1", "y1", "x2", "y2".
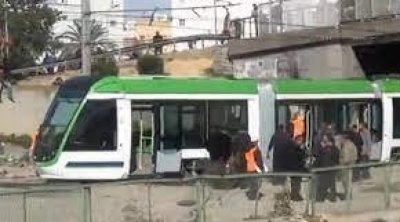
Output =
[{"x1": 34, "y1": 81, "x2": 89, "y2": 162}]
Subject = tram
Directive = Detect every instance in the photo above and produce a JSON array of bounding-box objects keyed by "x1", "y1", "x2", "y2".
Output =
[{"x1": 32, "y1": 76, "x2": 400, "y2": 180}]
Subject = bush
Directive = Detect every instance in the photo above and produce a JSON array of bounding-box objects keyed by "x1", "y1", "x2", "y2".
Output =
[
  {"x1": 0, "y1": 134, "x2": 32, "y2": 148},
  {"x1": 92, "y1": 56, "x2": 119, "y2": 76},
  {"x1": 137, "y1": 55, "x2": 164, "y2": 75}
]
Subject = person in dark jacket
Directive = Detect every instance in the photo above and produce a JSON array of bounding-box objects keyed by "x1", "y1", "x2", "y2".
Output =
[
  {"x1": 267, "y1": 124, "x2": 292, "y2": 172},
  {"x1": 287, "y1": 135, "x2": 307, "y2": 201},
  {"x1": 314, "y1": 134, "x2": 339, "y2": 202},
  {"x1": 267, "y1": 124, "x2": 293, "y2": 185}
]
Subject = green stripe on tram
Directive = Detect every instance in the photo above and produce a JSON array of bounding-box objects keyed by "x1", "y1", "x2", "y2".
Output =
[
  {"x1": 273, "y1": 79, "x2": 375, "y2": 94},
  {"x1": 378, "y1": 79, "x2": 400, "y2": 93},
  {"x1": 90, "y1": 76, "x2": 258, "y2": 95}
]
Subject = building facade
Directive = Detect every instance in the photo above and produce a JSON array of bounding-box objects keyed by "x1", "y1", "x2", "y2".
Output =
[
  {"x1": 169, "y1": 0, "x2": 265, "y2": 50},
  {"x1": 228, "y1": 0, "x2": 400, "y2": 80},
  {"x1": 46, "y1": 0, "x2": 134, "y2": 48}
]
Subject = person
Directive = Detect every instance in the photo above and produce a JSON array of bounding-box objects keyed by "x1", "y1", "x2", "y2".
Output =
[
  {"x1": 314, "y1": 134, "x2": 339, "y2": 202},
  {"x1": 291, "y1": 112, "x2": 305, "y2": 139},
  {"x1": 0, "y1": 63, "x2": 14, "y2": 103},
  {"x1": 251, "y1": 4, "x2": 259, "y2": 37},
  {"x1": 287, "y1": 135, "x2": 307, "y2": 201},
  {"x1": 338, "y1": 132, "x2": 358, "y2": 200},
  {"x1": 359, "y1": 122, "x2": 372, "y2": 179},
  {"x1": 267, "y1": 124, "x2": 293, "y2": 185},
  {"x1": 349, "y1": 124, "x2": 363, "y2": 181},
  {"x1": 220, "y1": 6, "x2": 231, "y2": 44},
  {"x1": 152, "y1": 31, "x2": 163, "y2": 55},
  {"x1": 312, "y1": 122, "x2": 328, "y2": 156},
  {"x1": 268, "y1": 125, "x2": 292, "y2": 172},
  {"x1": 232, "y1": 19, "x2": 242, "y2": 38},
  {"x1": 237, "y1": 133, "x2": 264, "y2": 200},
  {"x1": 223, "y1": 7, "x2": 231, "y2": 36},
  {"x1": 43, "y1": 52, "x2": 56, "y2": 75}
]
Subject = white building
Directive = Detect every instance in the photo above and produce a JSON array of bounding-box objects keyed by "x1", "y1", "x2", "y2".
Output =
[
  {"x1": 46, "y1": 0, "x2": 134, "y2": 48},
  {"x1": 170, "y1": 0, "x2": 265, "y2": 50}
]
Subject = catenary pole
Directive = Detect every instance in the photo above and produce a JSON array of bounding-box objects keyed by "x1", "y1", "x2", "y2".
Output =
[{"x1": 81, "y1": 0, "x2": 91, "y2": 75}]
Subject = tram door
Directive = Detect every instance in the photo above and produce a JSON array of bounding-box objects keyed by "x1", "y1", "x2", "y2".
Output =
[
  {"x1": 157, "y1": 105, "x2": 182, "y2": 173},
  {"x1": 276, "y1": 104, "x2": 312, "y2": 148},
  {"x1": 131, "y1": 105, "x2": 155, "y2": 174}
]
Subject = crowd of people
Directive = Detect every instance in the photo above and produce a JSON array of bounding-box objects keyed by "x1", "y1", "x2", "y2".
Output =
[
  {"x1": 206, "y1": 112, "x2": 374, "y2": 203},
  {"x1": 267, "y1": 114, "x2": 373, "y2": 202}
]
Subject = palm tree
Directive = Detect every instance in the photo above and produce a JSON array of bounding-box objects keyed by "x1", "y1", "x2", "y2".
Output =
[{"x1": 57, "y1": 19, "x2": 116, "y2": 60}]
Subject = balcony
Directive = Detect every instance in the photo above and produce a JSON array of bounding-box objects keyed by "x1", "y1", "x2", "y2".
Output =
[{"x1": 232, "y1": 0, "x2": 400, "y2": 39}]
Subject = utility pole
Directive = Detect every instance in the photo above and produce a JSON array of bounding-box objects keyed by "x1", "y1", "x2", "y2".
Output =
[
  {"x1": 214, "y1": 0, "x2": 217, "y2": 35},
  {"x1": 3, "y1": 0, "x2": 8, "y2": 58},
  {"x1": 81, "y1": 0, "x2": 91, "y2": 75}
]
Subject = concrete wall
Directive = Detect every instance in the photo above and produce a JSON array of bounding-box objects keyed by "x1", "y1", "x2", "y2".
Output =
[
  {"x1": 232, "y1": 44, "x2": 364, "y2": 79},
  {"x1": 0, "y1": 86, "x2": 56, "y2": 135}
]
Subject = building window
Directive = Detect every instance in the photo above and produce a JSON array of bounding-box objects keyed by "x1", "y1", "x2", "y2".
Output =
[
  {"x1": 110, "y1": 20, "x2": 117, "y2": 27},
  {"x1": 179, "y1": 19, "x2": 185, "y2": 27}
]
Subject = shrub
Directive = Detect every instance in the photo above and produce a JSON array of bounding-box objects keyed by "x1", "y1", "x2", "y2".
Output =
[
  {"x1": 92, "y1": 56, "x2": 119, "y2": 76},
  {"x1": 137, "y1": 55, "x2": 164, "y2": 75},
  {"x1": 0, "y1": 134, "x2": 32, "y2": 148}
]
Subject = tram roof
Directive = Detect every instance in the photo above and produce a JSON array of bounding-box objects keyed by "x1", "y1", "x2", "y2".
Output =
[
  {"x1": 272, "y1": 79, "x2": 375, "y2": 95},
  {"x1": 377, "y1": 79, "x2": 400, "y2": 93},
  {"x1": 90, "y1": 76, "x2": 258, "y2": 95}
]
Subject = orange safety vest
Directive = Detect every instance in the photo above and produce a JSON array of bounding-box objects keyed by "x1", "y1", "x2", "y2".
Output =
[
  {"x1": 291, "y1": 117, "x2": 305, "y2": 138},
  {"x1": 244, "y1": 147, "x2": 258, "y2": 173}
]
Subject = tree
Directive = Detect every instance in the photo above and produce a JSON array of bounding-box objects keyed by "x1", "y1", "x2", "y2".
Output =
[
  {"x1": 137, "y1": 55, "x2": 164, "y2": 75},
  {"x1": 0, "y1": 0, "x2": 61, "y2": 70},
  {"x1": 57, "y1": 19, "x2": 116, "y2": 60}
]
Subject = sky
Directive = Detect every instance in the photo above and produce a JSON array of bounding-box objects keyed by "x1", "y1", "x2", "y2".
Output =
[{"x1": 125, "y1": 0, "x2": 171, "y2": 10}]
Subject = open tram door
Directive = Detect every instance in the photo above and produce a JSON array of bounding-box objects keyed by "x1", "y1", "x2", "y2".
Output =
[
  {"x1": 276, "y1": 104, "x2": 311, "y2": 143},
  {"x1": 130, "y1": 104, "x2": 155, "y2": 174}
]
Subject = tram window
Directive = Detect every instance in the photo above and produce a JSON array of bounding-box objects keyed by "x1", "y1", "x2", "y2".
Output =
[
  {"x1": 161, "y1": 104, "x2": 206, "y2": 149},
  {"x1": 182, "y1": 105, "x2": 205, "y2": 147},
  {"x1": 162, "y1": 105, "x2": 180, "y2": 149},
  {"x1": 209, "y1": 101, "x2": 248, "y2": 136},
  {"x1": 393, "y1": 99, "x2": 400, "y2": 138},
  {"x1": 65, "y1": 100, "x2": 117, "y2": 151}
]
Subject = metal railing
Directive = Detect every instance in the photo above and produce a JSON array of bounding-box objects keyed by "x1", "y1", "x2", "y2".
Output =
[
  {"x1": 1, "y1": 161, "x2": 400, "y2": 222},
  {"x1": 9, "y1": 34, "x2": 232, "y2": 77}
]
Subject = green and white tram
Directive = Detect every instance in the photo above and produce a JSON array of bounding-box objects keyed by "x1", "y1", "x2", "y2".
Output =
[
  {"x1": 33, "y1": 76, "x2": 259, "y2": 180},
  {"x1": 33, "y1": 76, "x2": 400, "y2": 180}
]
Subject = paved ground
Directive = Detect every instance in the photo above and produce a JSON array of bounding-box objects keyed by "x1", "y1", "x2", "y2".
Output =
[{"x1": 0, "y1": 145, "x2": 399, "y2": 222}]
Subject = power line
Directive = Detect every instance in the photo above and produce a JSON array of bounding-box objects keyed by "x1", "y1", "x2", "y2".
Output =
[
  {"x1": 58, "y1": 14, "x2": 393, "y2": 38},
  {"x1": 89, "y1": 3, "x2": 241, "y2": 14}
]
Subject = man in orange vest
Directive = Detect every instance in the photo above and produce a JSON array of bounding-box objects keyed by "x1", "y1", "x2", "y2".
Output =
[
  {"x1": 291, "y1": 112, "x2": 305, "y2": 138},
  {"x1": 240, "y1": 133, "x2": 264, "y2": 200}
]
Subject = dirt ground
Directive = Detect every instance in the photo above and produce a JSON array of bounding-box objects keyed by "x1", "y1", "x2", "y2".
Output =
[{"x1": 0, "y1": 145, "x2": 399, "y2": 222}]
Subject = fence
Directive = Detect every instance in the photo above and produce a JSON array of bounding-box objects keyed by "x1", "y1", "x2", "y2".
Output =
[{"x1": 1, "y1": 161, "x2": 400, "y2": 222}]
